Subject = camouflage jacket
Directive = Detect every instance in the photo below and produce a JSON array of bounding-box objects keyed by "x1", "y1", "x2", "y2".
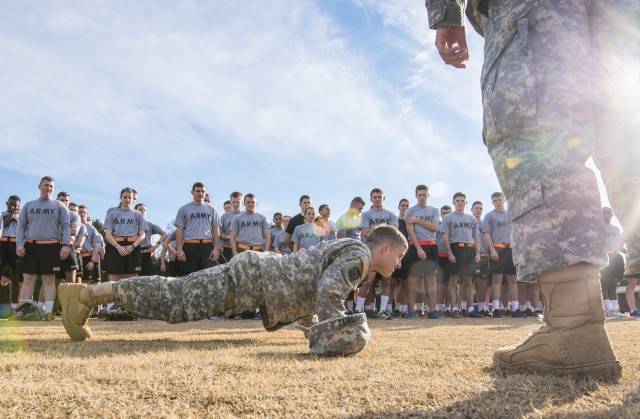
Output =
[{"x1": 243, "y1": 239, "x2": 371, "y2": 331}]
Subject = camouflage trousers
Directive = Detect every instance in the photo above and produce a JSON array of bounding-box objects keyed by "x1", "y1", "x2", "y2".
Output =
[{"x1": 481, "y1": 0, "x2": 640, "y2": 280}]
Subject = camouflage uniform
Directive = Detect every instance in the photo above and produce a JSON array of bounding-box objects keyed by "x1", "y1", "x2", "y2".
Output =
[
  {"x1": 426, "y1": 0, "x2": 640, "y2": 280},
  {"x1": 111, "y1": 239, "x2": 372, "y2": 355}
]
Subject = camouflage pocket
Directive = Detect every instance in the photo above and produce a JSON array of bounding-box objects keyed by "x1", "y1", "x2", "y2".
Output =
[{"x1": 482, "y1": 18, "x2": 538, "y2": 144}]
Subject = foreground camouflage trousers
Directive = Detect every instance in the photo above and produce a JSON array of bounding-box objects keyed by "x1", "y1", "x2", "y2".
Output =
[{"x1": 481, "y1": 0, "x2": 640, "y2": 280}]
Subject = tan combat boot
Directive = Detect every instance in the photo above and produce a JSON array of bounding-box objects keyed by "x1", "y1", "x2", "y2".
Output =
[
  {"x1": 58, "y1": 282, "x2": 115, "y2": 341},
  {"x1": 493, "y1": 263, "x2": 622, "y2": 380}
]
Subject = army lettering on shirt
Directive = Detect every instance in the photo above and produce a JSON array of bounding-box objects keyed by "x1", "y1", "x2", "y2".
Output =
[
  {"x1": 220, "y1": 210, "x2": 241, "y2": 247},
  {"x1": 231, "y1": 212, "x2": 269, "y2": 246},
  {"x1": 483, "y1": 209, "x2": 511, "y2": 245},
  {"x1": 404, "y1": 205, "x2": 440, "y2": 242},
  {"x1": 336, "y1": 211, "x2": 361, "y2": 241},
  {"x1": 174, "y1": 203, "x2": 221, "y2": 241},
  {"x1": 441, "y1": 212, "x2": 479, "y2": 244},
  {"x1": 605, "y1": 224, "x2": 623, "y2": 253},
  {"x1": 104, "y1": 208, "x2": 146, "y2": 237},
  {"x1": 16, "y1": 198, "x2": 71, "y2": 246},
  {"x1": 359, "y1": 209, "x2": 398, "y2": 243},
  {"x1": 291, "y1": 224, "x2": 324, "y2": 249},
  {"x1": 141, "y1": 221, "x2": 162, "y2": 248},
  {"x1": 2, "y1": 210, "x2": 19, "y2": 238}
]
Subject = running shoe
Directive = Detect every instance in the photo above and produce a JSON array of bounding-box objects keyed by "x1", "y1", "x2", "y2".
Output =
[
  {"x1": 378, "y1": 310, "x2": 392, "y2": 320},
  {"x1": 428, "y1": 310, "x2": 441, "y2": 319}
]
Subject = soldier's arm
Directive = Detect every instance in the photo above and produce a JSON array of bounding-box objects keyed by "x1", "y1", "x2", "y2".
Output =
[
  {"x1": 229, "y1": 230, "x2": 238, "y2": 256},
  {"x1": 263, "y1": 228, "x2": 271, "y2": 253},
  {"x1": 315, "y1": 251, "x2": 368, "y2": 321}
]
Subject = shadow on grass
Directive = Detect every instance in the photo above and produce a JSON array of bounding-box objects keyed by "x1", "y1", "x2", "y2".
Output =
[
  {"x1": 347, "y1": 367, "x2": 634, "y2": 417},
  {"x1": 0, "y1": 335, "x2": 301, "y2": 357}
]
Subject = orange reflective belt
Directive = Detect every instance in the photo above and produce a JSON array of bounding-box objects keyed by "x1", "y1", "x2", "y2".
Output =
[{"x1": 183, "y1": 239, "x2": 213, "y2": 244}]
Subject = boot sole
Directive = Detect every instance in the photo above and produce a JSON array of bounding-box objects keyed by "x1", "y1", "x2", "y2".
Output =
[
  {"x1": 59, "y1": 283, "x2": 93, "y2": 341},
  {"x1": 493, "y1": 355, "x2": 622, "y2": 381}
]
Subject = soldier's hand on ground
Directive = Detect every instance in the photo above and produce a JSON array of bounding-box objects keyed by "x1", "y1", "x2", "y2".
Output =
[{"x1": 435, "y1": 26, "x2": 469, "y2": 69}]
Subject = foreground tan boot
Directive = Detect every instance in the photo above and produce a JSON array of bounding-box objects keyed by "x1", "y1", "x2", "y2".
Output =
[
  {"x1": 493, "y1": 263, "x2": 622, "y2": 380},
  {"x1": 58, "y1": 282, "x2": 115, "y2": 341}
]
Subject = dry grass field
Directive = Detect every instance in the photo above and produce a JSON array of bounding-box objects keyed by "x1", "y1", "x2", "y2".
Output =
[{"x1": 1, "y1": 316, "x2": 639, "y2": 418}]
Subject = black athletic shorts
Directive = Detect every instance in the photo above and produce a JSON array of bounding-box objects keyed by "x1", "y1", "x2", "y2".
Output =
[
  {"x1": 180, "y1": 242, "x2": 215, "y2": 275},
  {"x1": 140, "y1": 248, "x2": 154, "y2": 276},
  {"x1": 107, "y1": 241, "x2": 142, "y2": 275},
  {"x1": 81, "y1": 255, "x2": 102, "y2": 282},
  {"x1": 448, "y1": 244, "x2": 476, "y2": 277},
  {"x1": 601, "y1": 253, "x2": 625, "y2": 280},
  {"x1": 406, "y1": 244, "x2": 439, "y2": 277},
  {"x1": 438, "y1": 254, "x2": 449, "y2": 284},
  {"x1": 221, "y1": 246, "x2": 234, "y2": 265},
  {"x1": 21, "y1": 242, "x2": 62, "y2": 276},
  {"x1": 0, "y1": 240, "x2": 18, "y2": 268},
  {"x1": 57, "y1": 250, "x2": 79, "y2": 278},
  {"x1": 488, "y1": 247, "x2": 516, "y2": 276},
  {"x1": 473, "y1": 254, "x2": 489, "y2": 279}
]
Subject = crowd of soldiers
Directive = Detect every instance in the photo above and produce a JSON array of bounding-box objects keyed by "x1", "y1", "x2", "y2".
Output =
[{"x1": 1, "y1": 176, "x2": 634, "y2": 321}]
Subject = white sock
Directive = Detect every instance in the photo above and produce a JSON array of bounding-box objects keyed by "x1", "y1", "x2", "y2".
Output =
[
  {"x1": 401, "y1": 304, "x2": 408, "y2": 313},
  {"x1": 347, "y1": 301, "x2": 354, "y2": 311},
  {"x1": 386, "y1": 304, "x2": 393, "y2": 312},
  {"x1": 365, "y1": 303, "x2": 375, "y2": 311},
  {"x1": 355, "y1": 297, "x2": 366, "y2": 311},
  {"x1": 492, "y1": 300, "x2": 500, "y2": 311},
  {"x1": 603, "y1": 300, "x2": 611, "y2": 311},
  {"x1": 478, "y1": 302, "x2": 485, "y2": 311},
  {"x1": 11, "y1": 303, "x2": 18, "y2": 309},
  {"x1": 461, "y1": 301, "x2": 467, "y2": 310},
  {"x1": 510, "y1": 301, "x2": 519, "y2": 311},
  {"x1": 614, "y1": 300, "x2": 620, "y2": 311},
  {"x1": 379, "y1": 296, "x2": 389, "y2": 312},
  {"x1": 415, "y1": 302, "x2": 424, "y2": 311},
  {"x1": 519, "y1": 304, "x2": 526, "y2": 311},
  {"x1": 468, "y1": 305, "x2": 474, "y2": 312},
  {"x1": 395, "y1": 302, "x2": 402, "y2": 311},
  {"x1": 107, "y1": 302, "x2": 114, "y2": 310},
  {"x1": 526, "y1": 301, "x2": 533, "y2": 310},
  {"x1": 44, "y1": 301, "x2": 54, "y2": 313}
]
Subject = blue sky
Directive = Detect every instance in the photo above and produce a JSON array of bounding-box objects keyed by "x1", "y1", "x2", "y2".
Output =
[{"x1": 0, "y1": 1, "x2": 611, "y2": 228}]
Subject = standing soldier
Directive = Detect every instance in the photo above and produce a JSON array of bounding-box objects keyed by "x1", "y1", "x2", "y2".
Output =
[
  {"x1": 424, "y1": 0, "x2": 634, "y2": 378},
  {"x1": 15, "y1": 176, "x2": 70, "y2": 319},
  {"x1": 1, "y1": 195, "x2": 21, "y2": 311},
  {"x1": 174, "y1": 182, "x2": 221, "y2": 275}
]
